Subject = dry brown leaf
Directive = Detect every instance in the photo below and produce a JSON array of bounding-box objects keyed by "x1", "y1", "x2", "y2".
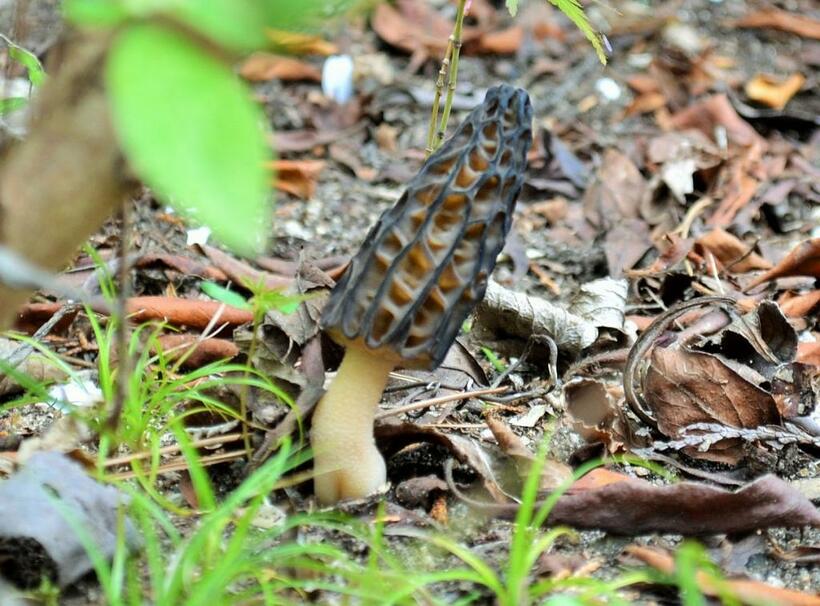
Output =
[
  {"x1": 486, "y1": 416, "x2": 572, "y2": 490},
  {"x1": 371, "y1": 0, "x2": 452, "y2": 57},
  {"x1": 734, "y1": 8, "x2": 820, "y2": 40},
  {"x1": 625, "y1": 73, "x2": 661, "y2": 94},
  {"x1": 746, "y1": 238, "x2": 820, "y2": 291},
  {"x1": 16, "y1": 298, "x2": 254, "y2": 332},
  {"x1": 627, "y1": 546, "x2": 820, "y2": 606},
  {"x1": 270, "y1": 159, "x2": 325, "y2": 199},
  {"x1": 265, "y1": 30, "x2": 337, "y2": 55},
  {"x1": 625, "y1": 91, "x2": 667, "y2": 116},
  {"x1": 462, "y1": 471, "x2": 820, "y2": 534},
  {"x1": 669, "y1": 93, "x2": 764, "y2": 148},
  {"x1": 125, "y1": 297, "x2": 254, "y2": 328},
  {"x1": 745, "y1": 73, "x2": 806, "y2": 110},
  {"x1": 694, "y1": 228, "x2": 772, "y2": 273},
  {"x1": 797, "y1": 341, "x2": 820, "y2": 366},
  {"x1": 582, "y1": 149, "x2": 646, "y2": 227},
  {"x1": 644, "y1": 345, "x2": 780, "y2": 464},
  {"x1": 374, "y1": 123, "x2": 399, "y2": 153},
  {"x1": 477, "y1": 26, "x2": 524, "y2": 54},
  {"x1": 779, "y1": 290, "x2": 820, "y2": 318},
  {"x1": 708, "y1": 147, "x2": 763, "y2": 227},
  {"x1": 239, "y1": 53, "x2": 321, "y2": 82},
  {"x1": 154, "y1": 335, "x2": 239, "y2": 369},
  {"x1": 564, "y1": 380, "x2": 630, "y2": 453}
]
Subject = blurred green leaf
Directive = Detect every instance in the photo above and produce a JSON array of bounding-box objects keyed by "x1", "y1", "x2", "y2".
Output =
[
  {"x1": 8, "y1": 46, "x2": 45, "y2": 86},
  {"x1": 200, "y1": 281, "x2": 252, "y2": 310},
  {"x1": 505, "y1": 0, "x2": 519, "y2": 17},
  {"x1": 0, "y1": 97, "x2": 28, "y2": 115},
  {"x1": 106, "y1": 23, "x2": 271, "y2": 255},
  {"x1": 62, "y1": 0, "x2": 130, "y2": 26},
  {"x1": 172, "y1": 0, "x2": 269, "y2": 52},
  {"x1": 0, "y1": 35, "x2": 45, "y2": 86},
  {"x1": 548, "y1": 0, "x2": 607, "y2": 64}
]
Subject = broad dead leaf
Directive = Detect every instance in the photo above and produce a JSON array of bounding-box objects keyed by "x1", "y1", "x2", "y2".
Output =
[
  {"x1": 745, "y1": 73, "x2": 806, "y2": 110},
  {"x1": 746, "y1": 238, "x2": 820, "y2": 291},
  {"x1": 644, "y1": 345, "x2": 781, "y2": 464},
  {"x1": 459, "y1": 469, "x2": 820, "y2": 534},
  {"x1": 669, "y1": 93, "x2": 764, "y2": 148},
  {"x1": 694, "y1": 228, "x2": 772, "y2": 273},
  {"x1": 371, "y1": 0, "x2": 455, "y2": 58}
]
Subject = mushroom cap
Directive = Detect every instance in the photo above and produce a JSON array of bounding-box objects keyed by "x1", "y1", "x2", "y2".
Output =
[{"x1": 322, "y1": 85, "x2": 533, "y2": 369}]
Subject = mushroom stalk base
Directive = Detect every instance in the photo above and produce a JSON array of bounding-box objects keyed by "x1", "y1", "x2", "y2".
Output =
[{"x1": 311, "y1": 347, "x2": 395, "y2": 504}]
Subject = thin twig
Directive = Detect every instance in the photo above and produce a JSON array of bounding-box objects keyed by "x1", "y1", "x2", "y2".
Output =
[
  {"x1": 375, "y1": 385, "x2": 508, "y2": 420},
  {"x1": 622, "y1": 296, "x2": 736, "y2": 432},
  {"x1": 0, "y1": 303, "x2": 79, "y2": 381},
  {"x1": 106, "y1": 202, "x2": 131, "y2": 431},
  {"x1": 103, "y1": 432, "x2": 244, "y2": 467}
]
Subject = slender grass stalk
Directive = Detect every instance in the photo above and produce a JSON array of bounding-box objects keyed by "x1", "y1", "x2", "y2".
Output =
[
  {"x1": 434, "y1": 0, "x2": 467, "y2": 151},
  {"x1": 425, "y1": 0, "x2": 467, "y2": 157}
]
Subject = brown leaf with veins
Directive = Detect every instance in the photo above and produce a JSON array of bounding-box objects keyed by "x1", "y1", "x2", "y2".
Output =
[{"x1": 644, "y1": 345, "x2": 780, "y2": 464}]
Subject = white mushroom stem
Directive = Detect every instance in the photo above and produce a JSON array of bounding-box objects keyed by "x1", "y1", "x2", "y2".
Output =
[{"x1": 311, "y1": 345, "x2": 395, "y2": 504}]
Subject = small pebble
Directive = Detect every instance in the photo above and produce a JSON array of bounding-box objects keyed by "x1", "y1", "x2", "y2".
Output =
[{"x1": 595, "y1": 77, "x2": 622, "y2": 102}]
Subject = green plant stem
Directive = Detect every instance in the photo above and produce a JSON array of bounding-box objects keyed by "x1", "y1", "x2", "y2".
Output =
[
  {"x1": 434, "y1": 0, "x2": 467, "y2": 151},
  {"x1": 107, "y1": 202, "x2": 131, "y2": 431},
  {"x1": 425, "y1": 53, "x2": 450, "y2": 157},
  {"x1": 425, "y1": 0, "x2": 467, "y2": 157},
  {"x1": 239, "y1": 309, "x2": 264, "y2": 458}
]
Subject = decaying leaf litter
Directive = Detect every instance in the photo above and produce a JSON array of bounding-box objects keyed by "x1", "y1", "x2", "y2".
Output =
[{"x1": 0, "y1": 0, "x2": 819, "y2": 602}]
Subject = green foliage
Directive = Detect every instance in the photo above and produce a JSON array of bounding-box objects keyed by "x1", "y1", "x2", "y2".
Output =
[
  {"x1": 6, "y1": 43, "x2": 46, "y2": 86},
  {"x1": 0, "y1": 34, "x2": 45, "y2": 117},
  {"x1": 506, "y1": 0, "x2": 607, "y2": 64},
  {"x1": 106, "y1": 23, "x2": 271, "y2": 256},
  {"x1": 62, "y1": 0, "x2": 360, "y2": 255},
  {"x1": 481, "y1": 346, "x2": 507, "y2": 372},
  {"x1": 0, "y1": 97, "x2": 29, "y2": 115},
  {"x1": 200, "y1": 281, "x2": 252, "y2": 310}
]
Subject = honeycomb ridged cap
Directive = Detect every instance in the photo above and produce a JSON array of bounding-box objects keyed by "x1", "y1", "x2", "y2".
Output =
[{"x1": 322, "y1": 85, "x2": 533, "y2": 369}]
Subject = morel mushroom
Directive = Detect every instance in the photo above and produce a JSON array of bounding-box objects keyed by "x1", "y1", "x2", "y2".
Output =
[{"x1": 311, "y1": 85, "x2": 532, "y2": 503}]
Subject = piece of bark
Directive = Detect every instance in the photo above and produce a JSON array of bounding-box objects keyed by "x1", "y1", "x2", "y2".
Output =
[{"x1": 0, "y1": 452, "x2": 139, "y2": 589}]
